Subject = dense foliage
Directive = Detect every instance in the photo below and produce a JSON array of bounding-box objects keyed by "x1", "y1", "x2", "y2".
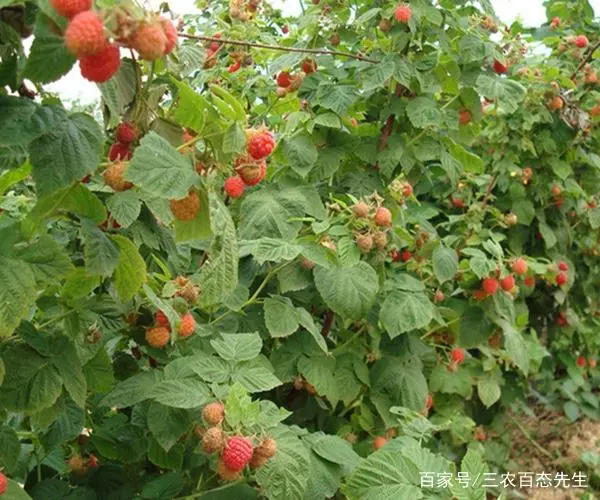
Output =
[{"x1": 1, "y1": 0, "x2": 600, "y2": 498}]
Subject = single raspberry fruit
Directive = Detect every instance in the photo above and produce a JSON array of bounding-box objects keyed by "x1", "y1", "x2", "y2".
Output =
[
  {"x1": 203, "y1": 401, "x2": 225, "y2": 425},
  {"x1": 389, "y1": 250, "x2": 401, "y2": 262},
  {"x1": 550, "y1": 16, "x2": 560, "y2": 28},
  {"x1": 574, "y1": 35, "x2": 589, "y2": 48},
  {"x1": 394, "y1": 3, "x2": 412, "y2": 23},
  {"x1": 459, "y1": 109, "x2": 472, "y2": 125},
  {"x1": 108, "y1": 143, "x2": 132, "y2": 162},
  {"x1": 277, "y1": 71, "x2": 292, "y2": 87},
  {"x1": 356, "y1": 234, "x2": 374, "y2": 253},
  {"x1": 116, "y1": 122, "x2": 138, "y2": 145},
  {"x1": 224, "y1": 176, "x2": 245, "y2": 198},
  {"x1": 451, "y1": 197, "x2": 465, "y2": 208},
  {"x1": 556, "y1": 312, "x2": 568, "y2": 327},
  {"x1": 87, "y1": 454, "x2": 99, "y2": 468},
  {"x1": 373, "y1": 231, "x2": 388, "y2": 250},
  {"x1": 524, "y1": 276, "x2": 536, "y2": 288},
  {"x1": 548, "y1": 96, "x2": 564, "y2": 111},
  {"x1": 160, "y1": 18, "x2": 178, "y2": 55},
  {"x1": 300, "y1": 257, "x2": 316, "y2": 270},
  {"x1": 558, "y1": 261, "x2": 569, "y2": 271},
  {"x1": 249, "y1": 454, "x2": 269, "y2": 469},
  {"x1": 401, "y1": 182, "x2": 413, "y2": 197},
  {"x1": 254, "y1": 437, "x2": 277, "y2": 459},
  {"x1": 482, "y1": 278, "x2": 499, "y2": 296},
  {"x1": 352, "y1": 201, "x2": 370, "y2": 218},
  {"x1": 589, "y1": 358, "x2": 597, "y2": 368},
  {"x1": 202, "y1": 427, "x2": 224, "y2": 454},
  {"x1": 372, "y1": 436, "x2": 388, "y2": 450},
  {"x1": 228, "y1": 61, "x2": 241, "y2": 73},
  {"x1": 379, "y1": 18, "x2": 392, "y2": 32},
  {"x1": 80, "y1": 44, "x2": 121, "y2": 83},
  {"x1": 51, "y1": 0, "x2": 91, "y2": 18},
  {"x1": 103, "y1": 162, "x2": 133, "y2": 192},
  {"x1": 68, "y1": 454, "x2": 88, "y2": 474},
  {"x1": 556, "y1": 272, "x2": 568, "y2": 287},
  {"x1": 155, "y1": 310, "x2": 170, "y2": 329},
  {"x1": 512, "y1": 258, "x2": 528, "y2": 275},
  {"x1": 170, "y1": 191, "x2": 201, "y2": 221},
  {"x1": 131, "y1": 21, "x2": 167, "y2": 60},
  {"x1": 451, "y1": 347, "x2": 465, "y2": 364},
  {"x1": 434, "y1": 290, "x2": 445, "y2": 303},
  {"x1": 374, "y1": 207, "x2": 392, "y2": 227},
  {"x1": 500, "y1": 275, "x2": 515, "y2": 291},
  {"x1": 282, "y1": 24, "x2": 289, "y2": 34},
  {"x1": 425, "y1": 393, "x2": 434, "y2": 410},
  {"x1": 178, "y1": 312, "x2": 196, "y2": 338},
  {"x1": 551, "y1": 185, "x2": 562, "y2": 197},
  {"x1": 0, "y1": 473, "x2": 7, "y2": 495},
  {"x1": 217, "y1": 460, "x2": 241, "y2": 481},
  {"x1": 247, "y1": 133, "x2": 276, "y2": 160},
  {"x1": 401, "y1": 250, "x2": 412, "y2": 262},
  {"x1": 221, "y1": 436, "x2": 254, "y2": 471},
  {"x1": 493, "y1": 59, "x2": 508, "y2": 74},
  {"x1": 237, "y1": 161, "x2": 267, "y2": 186},
  {"x1": 145, "y1": 326, "x2": 170, "y2": 348},
  {"x1": 65, "y1": 11, "x2": 107, "y2": 57},
  {"x1": 577, "y1": 356, "x2": 587, "y2": 367},
  {"x1": 302, "y1": 58, "x2": 317, "y2": 74}
]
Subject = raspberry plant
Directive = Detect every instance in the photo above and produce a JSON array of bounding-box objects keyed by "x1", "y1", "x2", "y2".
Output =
[{"x1": 1, "y1": 0, "x2": 600, "y2": 498}]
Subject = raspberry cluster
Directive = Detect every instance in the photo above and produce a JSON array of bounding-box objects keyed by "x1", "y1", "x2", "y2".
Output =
[{"x1": 51, "y1": 0, "x2": 178, "y2": 83}]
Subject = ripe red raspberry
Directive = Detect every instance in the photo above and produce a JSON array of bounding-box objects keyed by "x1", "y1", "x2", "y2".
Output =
[
  {"x1": 556, "y1": 312, "x2": 568, "y2": 327},
  {"x1": 459, "y1": 109, "x2": 472, "y2": 125},
  {"x1": 574, "y1": 35, "x2": 589, "y2": 48},
  {"x1": 103, "y1": 162, "x2": 133, "y2": 192},
  {"x1": 372, "y1": 436, "x2": 387, "y2": 450},
  {"x1": 374, "y1": 206, "x2": 392, "y2": 227},
  {"x1": 224, "y1": 176, "x2": 245, "y2": 198},
  {"x1": 146, "y1": 326, "x2": 170, "y2": 348},
  {"x1": 50, "y1": 0, "x2": 91, "y2": 18},
  {"x1": 451, "y1": 347, "x2": 465, "y2": 364},
  {"x1": 178, "y1": 312, "x2": 196, "y2": 338},
  {"x1": 0, "y1": 472, "x2": 6, "y2": 495},
  {"x1": 108, "y1": 143, "x2": 132, "y2": 162},
  {"x1": 228, "y1": 61, "x2": 241, "y2": 73},
  {"x1": 202, "y1": 427, "x2": 224, "y2": 454},
  {"x1": 482, "y1": 278, "x2": 499, "y2": 296},
  {"x1": 170, "y1": 191, "x2": 201, "y2": 221},
  {"x1": 577, "y1": 356, "x2": 587, "y2": 367},
  {"x1": 203, "y1": 402, "x2": 225, "y2": 425},
  {"x1": 87, "y1": 454, "x2": 99, "y2": 468},
  {"x1": 80, "y1": 44, "x2": 121, "y2": 83},
  {"x1": 302, "y1": 58, "x2": 317, "y2": 74},
  {"x1": 131, "y1": 21, "x2": 167, "y2": 60},
  {"x1": 352, "y1": 201, "x2": 370, "y2": 218},
  {"x1": 524, "y1": 276, "x2": 536, "y2": 288},
  {"x1": 116, "y1": 122, "x2": 138, "y2": 145},
  {"x1": 389, "y1": 250, "x2": 401, "y2": 262},
  {"x1": 493, "y1": 59, "x2": 508, "y2": 74},
  {"x1": 451, "y1": 197, "x2": 465, "y2": 208},
  {"x1": 160, "y1": 18, "x2": 178, "y2": 55},
  {"x1": 401, "y1": 250, "x2": 412, "y2": 262},
  {"x1": 277, "y1": 71, "x2": 292, "y2": 87},
  {"x1": 512, "y1": 258, "x2": 528, "y2": 276},
  {"x1": 237, "y1": 161, "x2": 267, "y2": 186},
  {"x1": 64, "y1": 11, "x2": 106, "y2": 57},
  {"x1": 556, "y1": 271, "x2": 568, "y2": 287},
  {"x1": 394, "y1": 3, "x2": 412, "y2": 23},
  {"x1": 500, "y1": 275, "x2": 515, "y2": 291},
  {"x1": 558, "y1": 261, "x2": 569, "y2": 271},
  {"x1": 155, "y1": 310, "x2": 170, "y2": 329},
  {"x1": 247, "y1": 133, "x2": 276, "y2": 160},
  {"x1": 221, "y1": 436, "x2": 253, "y2": 471}
]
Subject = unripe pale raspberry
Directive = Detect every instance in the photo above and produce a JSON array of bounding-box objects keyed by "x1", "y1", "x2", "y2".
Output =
[
  {"x1": 177, "y1": 312, "x2": 195, "y2": 338},
  {"x1": 116, "y1": 122, "x2": 138, "y2": 144},
  {"x1": 236, "y1": 161, "x2": 267, "y2": 186},
  {"x1": 80, "y1": 44, "x2": 121, "y2": 83},
  {"x1": 108, "y1": 142, "x2": 132, "y2": 162},
  {"x1": 65, "y1": 11, "x2": 107, "y2": 57},
  {"x1": 68, "y1": 454, "x2": 88, "y2": 474},
  {"x1": 202, "y1": 427, "x2": 224, "y2": 454},
  {"x1": 221, "y1": 436, "x2": 253, "y2": 471},
  {"x1": 352, "y1": 201, "x2": 370, "y2": 218},
  {"x1": 170, "y1": 191, "x2": 201, "y2": 221},
  {"x1": 145, "y1": 326, "x2": 170, "y2": 348},
  {"x1": 249, "y1": 454, "x2": 269, "y2": 469},
  {"x1": 217, "y1": 460, "x2": 241, "y2": 481},
  {"x1": 160, "y1": 18, "x2": 178, "y2": 54},
  {"x1": 356, "y1": 234, "x2": 373, "y2": 253},
  {"x1": 203, "y1": 402, "x2": 225, "y2": 425},
  {"x1": 51, "y1": 0, "x2": 92, "y2": 18},
  {"x1": 224, "y1": 176, "x2": 246, "y2": 198},
  {"x1": 374, "y1": 207, "x2": 392, "y2": 227},
  {"x1": 0, "y1": 472, "x2": 7, "y2": 494},
  {"x1": 373, "y1": 231, "x2": 388, "y2": 250},
  {"x1": 254, "y1": 437, "x2": 277, "y2": 459},
  {"x1": 131, "y1": 22, "x2": 167, "y2": 60},
  {"x1": 103, "y1": 162, "x2": 133, "y2": 192}
]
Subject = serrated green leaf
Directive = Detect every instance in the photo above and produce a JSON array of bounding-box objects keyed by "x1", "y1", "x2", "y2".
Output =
[
  {"x1": 210, "y1": 333, "x2": 262, "y2": 361},
  {"x1": 0, "y1": 256, "x2": 36, "y2": 337},
  {"x1": 380, "y1": 291, "x2": 434, "y2": 338},
  {"x1": 264, "y1": 296, "x2": 300, "y2": 338},
  {"x1": 147, "y1": 402, "x2": 190, "y2": 452},
  {"x1": 106, "y1": 191, "x2": 142, "y2": 228},
  {"x1": 0, "y1": 426, "x2": 20, "y2": 473},
  {"x1": 152, "y1": 379, "x2": 210, "y2": 409},
  {"x1": 432, "y1": 244, "x2": 458, "y2": 283},
  {"x1": 477, "y1": 377, "x2": 501, "y2": 408},
  {"x1": 111, "y1": 235, "x2": 147, "y2": 301},
  {"x1": 283, "y1": 134, "x2": 318, "y2": 177},
  {"x1": 81, "y1": 219, "x2": 120, "y2": 277}
]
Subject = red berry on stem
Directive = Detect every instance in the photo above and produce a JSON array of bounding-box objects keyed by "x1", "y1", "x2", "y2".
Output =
[
  {"x1": 493, "y1": 59, "x2": 508, "y2": 74},
  {"x1": 131, "y1": 22, "x2": 167, "y2": 61},
  {"x1": 512, "y1": 258, "x2": 528, "y2": 275},
  {"x1": 374, "y1": 207, "x2": 392, "y2": 227},
  {"x1": 228, "y1": 61, "x2": 241, "y2": 73},
  {"x1": 178, "y1": 312, "x2": 196, "y2": 338},
  {"x1": 116, "y1": 122, "x2": 138, "y2": 145},
  {"x1": 577, "y1": 356, "x2": 587, "y2": 367},
  {"x1": 277, "y1": 71, "x2": 292, "y2": 88},
  {"x1": 524, "y1": 276, "x2": 536, "y2": 288},
  {"x1": 160, "y1": 18, "x2": 178, "y2": 54},
  {"x1": 108, "y1": 143, "x2": 132, "y2": 162},
  {"x1": 372, "y1": 436, "x2": 388, "y2": 450},
  {"x1": 155, "y1": 310, "x2": 170, "y2": 329},
  {"x1": 65, "y1": 11, "x2": 107, "y2": 57},
  {"x1": 224, "y1": 176, "x2": 246, "y2": 198},
  {"x1": 247, "y1": 133, "x2": 276, "y2": 160},
  {"x1": 482, "y1": 278, "x2": 499, "y2": 296},
  {"x1": 80, "y1": 44, "x2": 121, "y2": 83},
  {"x1": 401, "y1": 250, "x2": 412, "y2": 262},
  {"x1": 459, "y1": 109, "x2": 472, "y2": 125},
  {"x1": 500, "y1": 275, "x2": 515, "y2": 291},
  {"x1": 51, "y1": 0, "x2": 92, "y2": 18},
  {"x1": 574, "y1": 35, "x2": 589, "y2": 48},
  {"x1": 451, "y1": 347, "x2": 465, "y2": 364},
  {"x1": 302, "y1": 58, "x2": 317, "y2": 74},
  {"x1": 221, "y1": 437, "x2": 254, "y2": 471},
  {"x1": 558, "y1": 261, "x2": 569, "y2": 271},
  {"x1": 0, "y1": 472, "x2": 7, "y2": 495},
  {"x1": 556, "y1": 272, "x2": 568, "y2": 287},
  {"x1": 394, "y1": 3, "x2": 412, "y2": 23}
]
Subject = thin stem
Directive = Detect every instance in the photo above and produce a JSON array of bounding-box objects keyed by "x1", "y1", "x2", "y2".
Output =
[
  {"x1": 332, "y1": 326, "x2": 365, "y2": 353},
  {"x1": 571, "y1": 39, "x2": 600, "y2": 80},
  {"x1": 38, "y1": 309, "x2": 77, "y2": 329},
  {"x1": 512, "y1": 418, "x2": 554, "y2": 460},
  {"x1": 421, "y1": 318, "x2": 459, "y2": 340},
  {"x1": 178, "y1": 33, "x2": 380, "y2": 64}
]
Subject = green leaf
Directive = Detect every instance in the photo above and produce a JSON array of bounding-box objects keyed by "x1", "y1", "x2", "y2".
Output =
[
  {"x1": 296, "y1": 308, "x2": 328, "y2": 353},
  {"x1": 512, "y1": 199, "x2": 536, "y2": 225},
  {"x1": 140, "y1": 472, "x2": 184, "y2": 499},
  {"x1": 0, "y1": 161, "x2": 30, "y2": 191},
  {"x1": 148, "y1": 438, "x2": 184, "y2": 470},
  {"x1": 81, "y1": 220, "x2": 120, "y2": 277},
  {"x1": 106, "y1": 191, "x2": 142, "y2": 228},
  {"x1": 380, "y1": 291, "x2": 434, "y2": 338},
  {"x1": 83, "y1": 348, "x2": 114, "y2": 393},
  {"x1": 232, "y1": 359, "x2": 283, "y2": 393},
  {"x1": 222, "y1": 122, "x2": 246, "y2": 154},
  {"x1": 314, "y1": 112, "x2": 342, "y2": 128},
  {"x1": 477, "y1": 377, "x2": 501, "y2": 408},
  {"x1": 3, "y1": 479, "x2": 33, "y2": 500},
  {"x1": 101, "y1": 371, "x2": 162, "y2": 408},
  {"x1": 361, "y1": 59, "x2": 395, "y2": 91},
  {"x1": 432, "y1": 245, "x2": 458, "y2": 283},
  {"x1": 38, "y1": 397, "x2": 84, "y2": 451},
  {"x1": 19, "y1": 235, "x2": 74, "y2": 285},
  {"x1": 53, "y1": 341, "x2": 86, "y2": 408},
  {"x1": 30, "y1": 113, "x2": 103, "y2": 196},
  {"x1": 126, "y1": 132, "x2": 199, "y2": 199},
  {"x1": 152, "y1": 379, "x2": 210, "y2": 409},
  {"x1": 316, "y1": 84, "x2": 358, "y2": 116},
  {"x1": 111, "y1": 235, "x2": 147, "y2": 301},
  {"x1": 210, "y1": 333, "x2": 263, "y2": 361},
  {"x1": 500, "y1": 320, "x2": 529, "y2": 375},
  {"x1": 372, "y1": 357, "x2": 428, "y2": 411},
  {"x1": 147, "y1": 402, "x2": 190, "y2": 452},
  {"x1": 406, "y1": 97, "x2": 441, "y2": 129},
  {"x1": 430, "y1": 365, "x2": 472, "y2": 398},
  {"x1": 23, "y1": 14, "x2": 76, "y2": 83},
  {"x1": 209, "y1": 84, "x2": 246, "y2": 121},
  {"x1": 264, "y1": 296, "x2": 300, "y2": 338},
  {"x1": 241, "y1": 238, "x2": 302, "y2": 264},
  {"x1": 314, "y1": 262, "x2": 378, "y2": 319},
  {"x1": 283, "y1": 134, "x2": 318, "y2": 177},
  {"x1": 450, "y1": 449, "x2": 489, "y2": 500},
  {"x1": 459, "y1": 307, "x2": 494, "y2": 347},
  {"x1": 0, "y1": 256, "x2": 36, "y2": 337},
  {"x1": 0, "y1": 96, "x2": 62, "y2": 146},
  {"x1": 172, "y1": 80, "x2": 210, "y2": 132},
  {"x1": 99, "y1": 59, "x2": 137, "y2": 121},
  {"x1": 0, "y1": 426, "x2": 20, "y2": 472},
  {"x1": 312, "y1": 435, "x2": 360, "y2": 471}
]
